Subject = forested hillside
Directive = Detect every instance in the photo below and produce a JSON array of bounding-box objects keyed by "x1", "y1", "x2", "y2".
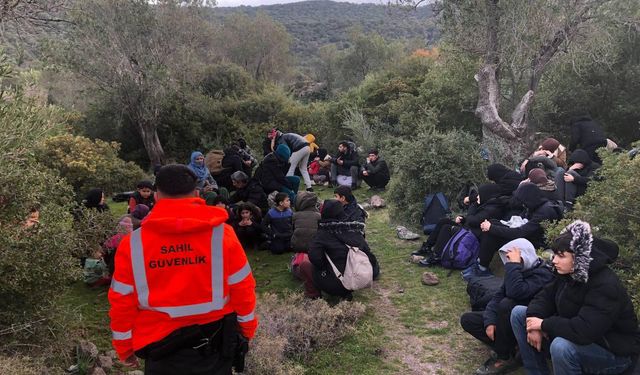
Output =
[{"x1": 210, "y1": 0, "x2": 437, "y2": 65}]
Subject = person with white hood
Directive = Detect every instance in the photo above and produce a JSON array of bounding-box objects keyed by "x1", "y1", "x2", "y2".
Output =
[{"x1": 460, "y1": 238, "x2": 555, "y2": 375}]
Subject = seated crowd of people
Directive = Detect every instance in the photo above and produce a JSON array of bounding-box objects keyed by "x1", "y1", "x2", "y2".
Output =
[
  {"x1": 411, "y1": 115, "x2": 640, "y2": 374},
  {"x1": 77, "y1": 131, "x2": 386, "y2": 302},
  {"x1": 71, "y1": 115, "x2": 638, "y2": 374}
]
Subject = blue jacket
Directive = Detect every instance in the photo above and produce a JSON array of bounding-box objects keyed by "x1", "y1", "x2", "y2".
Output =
[{"x1": 483, "y1": 259, "x2": 554, "y2": 327}]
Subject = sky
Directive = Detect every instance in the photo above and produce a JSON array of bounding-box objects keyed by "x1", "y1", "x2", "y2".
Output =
[{"x1": 215, "y1": 0, "x2": 386, "y2": 8}]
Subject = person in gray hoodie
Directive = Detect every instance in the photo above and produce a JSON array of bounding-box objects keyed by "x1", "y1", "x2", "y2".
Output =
[{"x1": 461, "y1": 238, "x2": 554, "y2": 375}]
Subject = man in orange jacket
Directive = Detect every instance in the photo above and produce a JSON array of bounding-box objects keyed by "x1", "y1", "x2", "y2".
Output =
[{"x1": 109, "y1": 164, "x2": 257, "y2": 374}]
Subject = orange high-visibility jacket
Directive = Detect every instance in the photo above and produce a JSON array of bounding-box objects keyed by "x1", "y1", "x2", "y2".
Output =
[{"x1": 108, "y1": 198, "x2": 257, "y2": 361}]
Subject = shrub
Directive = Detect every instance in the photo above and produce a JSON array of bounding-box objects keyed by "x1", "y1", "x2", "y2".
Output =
[
  {"x1": 244, "y1": 293, "x2": 366, "y2": 374},
  {"x1": 386, "y1": 127, "x2": 487, "y2": 224},
  {"x1": 35, "y1": 134, "x2": 146, "y2": 197},
  {"x1": 0, "y1": 59, "x2": 81, "y2": 347}
]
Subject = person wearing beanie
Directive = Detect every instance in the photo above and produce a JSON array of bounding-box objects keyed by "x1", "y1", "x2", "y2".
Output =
[
  {"x1": 524, "y1": 168, "x2": 559, "y2": 202},
  {"x1": 330, "y1": 141, "x2": 361, "y2": 189},
  {"x1": 569, "y1": 114, "x2": 608, "y2": 164},
  {"x1": 553, "y1": 148, "x2": 600, "y2": 211},
  {"x1": 416, "y1": 183, "x2": 508, "y2": 266},
  {"x1": 464, "y1": 183, "x2": 562, "y2": 279},
  {"x1": 510, "y1": 220, "x2": 640, "y2": 375},
  {"x1": 334, "y1": 185, "x2": 367, "y2": 223},
  {"x1": 360, "y1": 149, "x2": 390, "y2": 191},
  {"x1": 461, "y1": 238, "x2": 554, "y2": 375},
  {"x1": 254, "y1": 144, "x2": 300, "y2": 203},
  {"x1": 308, "y1": 199, "x2": 380, "y2": 299}
]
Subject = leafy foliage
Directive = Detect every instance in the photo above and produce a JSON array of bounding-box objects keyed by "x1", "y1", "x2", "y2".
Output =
[
  {"x1": 35, "y1": 134, "x2": 146, "y2": 197},
  {"x1": 0, "y1": 58, "x2": 79, "y2": 332},
  {"x1": 386, "y1": 126, "x2": 487, "y2": 224}
]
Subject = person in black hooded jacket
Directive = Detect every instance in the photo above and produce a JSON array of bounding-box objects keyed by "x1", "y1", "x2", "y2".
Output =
[
  {"x1": 416, "y1": 184, "x2": 507, "y2": 267},
  {"x1": 569, "y1": 114, "x2": 607, "y2": 164},
  {"x1": 487, "y1": 163, "x2": 524, "y2": 196},
  {"x1": 464, "y1": 183, "x2": 562, "y2": 279},
  {"x1": 216, "y1": 145, "x2": 252, "y2": 191},
  {"x1": 230, "y1": 171, "x2": 269, "y2": 214},
  {"x1": 510, "y1": 220, "x2": 640, "y2": 375},
  {"x1": 554, "y1": 149, "x2": 600, "y2": 210},
  {"x1": 254, "y1": 144, "x2": 300, "y2": 203},
  {"x1": 308, "y1": 200, "x2": 379, "y2": 299}
]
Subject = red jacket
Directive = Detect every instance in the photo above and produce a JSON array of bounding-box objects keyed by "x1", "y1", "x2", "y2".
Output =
[{"x1": 108, "y1": 198, "x2": 257, "y2": 361}]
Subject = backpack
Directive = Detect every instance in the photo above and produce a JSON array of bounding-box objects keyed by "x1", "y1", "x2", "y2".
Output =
[
  {"x1": 420, "y1": 193, "x2": 450, "y2": 234},
  {"x1": 205, "y1": 150, "x2": 225, "y2": 174},
  {"x1": 466, "y1": 275, "x2": 503, "y2": 311},
  {"x1": 326, "y1": 245, "x2": 373, "y2": 291},
  {"x1": 439, "y1": 227, "x2": 479, "y2": 269}
]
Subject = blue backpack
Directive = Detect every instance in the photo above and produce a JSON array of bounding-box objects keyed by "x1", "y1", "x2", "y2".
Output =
[
  {"x1": 440, "y1": 227, "x2": 479, "y2": 269},
  {"x1": 420, "y1": 193, "x2": 450, "y2": 234}
]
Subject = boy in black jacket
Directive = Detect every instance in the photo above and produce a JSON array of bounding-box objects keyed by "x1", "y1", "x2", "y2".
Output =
[
  {"x1": 263, "y1": 192, "x2": 293, "y2": 254},
  {"x1": 510, "y1": 221, "x2": 640, "y2": 375},
  {"x1": 461, "y1": 238, "x2": 554, "y2": 375}
]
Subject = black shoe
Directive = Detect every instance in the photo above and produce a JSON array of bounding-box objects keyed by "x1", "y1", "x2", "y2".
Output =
[
  {"x1": 411, "y1": 244, "x2": 432, "y2": 256},
  {"x1": 306, "y1": 187, "x2": 314, "y2": 192}
]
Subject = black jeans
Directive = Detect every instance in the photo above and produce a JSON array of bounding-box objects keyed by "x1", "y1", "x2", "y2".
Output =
[
  {"x1": 460, "y1": 298, "x2": 518, "y2": 360},
  {"x1": 478, "y1": 232, "x2": 510, "y2": 268},
  {"x1": 425, "y1": 218, "x2": 456, "y2": 249},
  {"x1": 144, "y1": 347, "x2": 232, "y2": 375}
]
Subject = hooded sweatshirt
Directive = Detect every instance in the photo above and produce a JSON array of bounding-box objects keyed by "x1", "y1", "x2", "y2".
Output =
[
  {"x1": 483, "y1": 238, "x2": 554, "y2": 327},
  {"x1": 487, "y1": 163, "x2": 524, "y2": 196},
  {"x1": 527, "y1": 221, "x2": 640, "y2": 356},
  {"x1": 291, "y1": 191, "x2": 321, "y2": 252},
  {"x1": 566, "y1": 149, "x2": 600, "y2": 198},
  {"x1": 308, "y1": 200, "x2": 379, "y2": 297},
  {"x1": 463, "y1": 183, "x2": 508, "y2": 238},
  {"x1": 488, "y1": 183, "x2": 562, "y2": 248}
]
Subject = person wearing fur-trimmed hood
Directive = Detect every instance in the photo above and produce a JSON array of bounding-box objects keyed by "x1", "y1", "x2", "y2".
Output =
[
  {"x1": 308, "y1": 200, "x2": 379, "y2": 299},
  {"x1": 510, "y1": 220, "x2": 640, "y2": 375}
]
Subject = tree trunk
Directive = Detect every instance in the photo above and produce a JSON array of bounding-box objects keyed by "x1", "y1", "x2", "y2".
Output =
[{"x1": 138, "y1": 121, "x2": 165, "y2": 167}]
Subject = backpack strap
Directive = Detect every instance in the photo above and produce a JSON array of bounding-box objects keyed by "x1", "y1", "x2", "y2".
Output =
[{"x1": 325, "y1": 253, "x2": 343, "y2": 279}]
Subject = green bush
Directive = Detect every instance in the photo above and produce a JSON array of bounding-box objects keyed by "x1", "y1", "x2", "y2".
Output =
[
  {"x1": 386, "y1": 127, "x2": 487, "y2": 224},
  {"x1": 0, "y1": 60, "x2": 80, "y2": 335},
  {"x1": 35, "y1": 134, "x2": 146, "y2": 197}
]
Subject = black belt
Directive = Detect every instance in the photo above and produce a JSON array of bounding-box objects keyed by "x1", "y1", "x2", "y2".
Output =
[{"x1": 136, "y1": 319, "x2": 224, "y2": 360}]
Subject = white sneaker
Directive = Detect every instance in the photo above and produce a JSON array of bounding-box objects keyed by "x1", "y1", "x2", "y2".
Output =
[{"x1": 310, "y1": 180, "x2": 316, "y2": 186}]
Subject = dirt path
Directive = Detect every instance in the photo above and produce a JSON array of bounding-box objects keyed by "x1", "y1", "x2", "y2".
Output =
[{"x1": 371, "y1": 283, "x2": 444, "y2": 375}]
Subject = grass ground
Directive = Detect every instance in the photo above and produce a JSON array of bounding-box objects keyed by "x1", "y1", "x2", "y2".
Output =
[{"x1": 60, "y1": 186, "x2": 527, "y2": 374}]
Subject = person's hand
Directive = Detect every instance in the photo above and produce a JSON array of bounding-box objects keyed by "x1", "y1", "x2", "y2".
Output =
[
  {"x1": 463, "y1": 196, "x2": 470, "y2": 205},
  {"x1": 239, "y1": 219, "x2": 252, "y2": 226},
  {"x1": 121, "y1": 355, "x2": 139, "y2": 368},
  {"x1": 243, "y1": 160, "x2": 252, "y2": 166},
  {"x1": 337, "y1": 159, "x2": 344, "y2": 165},
  {"x1": 485, "y1": 325, "x2": 496, "y2": 341},
  {"x1": 362, "y1": 170, "x2": 369, "y2": 176},
  {"x1": 527, "y1": 330, "x2": 544, "y2": 352},
  {"x1": 455, "y1": 216, "x2": 463, "y2": 224},
  {"x1": 526, "y1": 317, "x2": 543, "y2": 332},
  {"x1": 569, "y1": 162, "x2": 584, "y2": 171},
  {"x1": 506, "y1": 247, "x2": 522, "y2": 263},
  {"x1": 563, "y1": 173, "x2": 575, "y2": 182},
  {"x1": 480, "y1": 220, "x2": 491, "y2": 232}
]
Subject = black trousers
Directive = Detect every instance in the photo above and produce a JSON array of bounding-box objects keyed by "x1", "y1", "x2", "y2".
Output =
[
  {"x1": 478, "y1": 232, "x2": 510, "y2": 268},
  {"x1": 460, "y1": 298, "x2": 518, "y2": 360},
  {"x1": 425, "y1": 218, "x2": 456, "y2": 249},
  {"x1": 361, "y1": 173, "x2": 389, "y2": 189},
  {"x1": 144, "y1": 347, "x2": 232, "y2": 375}
]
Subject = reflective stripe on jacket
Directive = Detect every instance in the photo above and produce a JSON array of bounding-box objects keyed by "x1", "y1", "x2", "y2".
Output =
[{"x1": 108, "y1": 198, "x2": 257, "y2": 361}]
